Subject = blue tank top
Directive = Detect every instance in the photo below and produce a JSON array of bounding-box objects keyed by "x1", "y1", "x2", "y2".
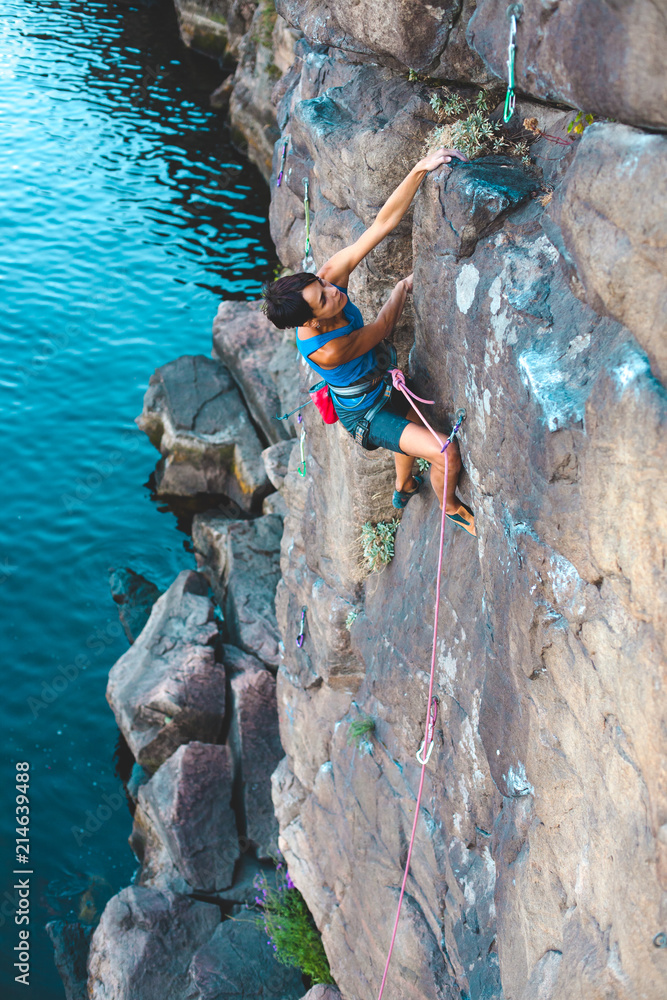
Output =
[{"x1": 295, "y1": 285, "x2": 382, "y2": 412}]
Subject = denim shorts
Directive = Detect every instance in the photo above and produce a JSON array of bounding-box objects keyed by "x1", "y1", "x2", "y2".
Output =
[{"x1": 333, "y1": 385, "x2": 412, "y2": 454}]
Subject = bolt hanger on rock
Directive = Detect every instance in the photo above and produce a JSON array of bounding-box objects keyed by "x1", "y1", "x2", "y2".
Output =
[{"x1": 503, "y1": 3, "x2": 522, "y2": 123}]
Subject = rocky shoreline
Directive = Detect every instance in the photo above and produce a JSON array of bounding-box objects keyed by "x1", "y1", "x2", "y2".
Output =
[{"x1": 50, "y1": 2, "x2": 666, "y2": 998}]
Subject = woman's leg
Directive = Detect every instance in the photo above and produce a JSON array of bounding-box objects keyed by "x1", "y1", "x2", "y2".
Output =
[{"x1": 396, "y1": 419, "x2": 462, "y2": 512}]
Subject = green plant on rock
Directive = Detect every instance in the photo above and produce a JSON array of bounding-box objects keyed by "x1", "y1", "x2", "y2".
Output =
[
  {"x1": 567, "y1": 111, "x2": 595, "y2": 135},
  {"x1": 416, "y1": 458, "x2": 431, "y2": 474},
  {"x1": 344, "y1": 609, "x2": 358, "y2": 631},
  {"x1": 360, "y1": 518, "x2": 400, "y2": 573},
  {"x1": 252, "y1": 865, "x2": 334, "y2": 985},
  {"x1": 253, "y1": 0, "x2": 277, "y2": 48},
  {"x1": 347, "y1": 715, "x2": 375, "y2": 749},
  {"x1": 425, "y1": 87, "x2": 532, "y2": 164}
]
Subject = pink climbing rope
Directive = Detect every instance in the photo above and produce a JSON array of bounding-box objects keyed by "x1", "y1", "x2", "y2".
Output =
[
  {"x1": 390, "y1": 369, "x2": 453, "y2": 451},
  {"x1": 376, "y1": 368, "x2": 460, "y2": 1000}
]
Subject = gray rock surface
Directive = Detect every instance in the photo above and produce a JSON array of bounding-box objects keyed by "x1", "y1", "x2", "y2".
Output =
[
  {"x1": 193, "y1": 513, "x2": 283, "y2": 668},
  {"x1": 185, "y1": 917, "x2": 304, "y2": 999},
  {"x1": 135, "y1": 354, "x2": 269, "y2": 512},
  {"x1": 211, "y1": 299, "x2": 295, "y2": 444},
  {"x1": 548, "y1": 122, "x2": 667, "y2": 385},
  {"x1": 46, "y1": 921, "x2": 92, "y2": 1000},
  {"x1": 227, "y1": 7, "x2": 284, "y2": 179},
  {"x1": 298, "y1": 988, "x2": 341, "y2": 1000},
  {"x1": 109, "y1": 566, "x2": 161, "y2": 644},
  {"x1": 263, "y1": 490, "x2": 288, "y2": 518},
  {"x1": 467, "y1": 0, "x2": 667, "y2": 130},
  {"x1": 265, "y1": 22, "x2": 667, "y2": 1000},
  {"x1": 226, "y1": 645, "x2": 282, "y2": 856},
  {"x1": 173, "y1": 0, "x2": 257, "y2": 59},
  {"x1": 131, "y1": 742, "x2": 239, "y2": 893},
  {"x1": 262, "y1": 440, "x2": 294, "y2": 491},
  {"x1": 106, "y1": 570, "x2": 226, "y2": 772},
  {"x1": 87, "y1": 886, "x2": 220, "y2": 1000},
  {"x1": 277, "y1": 0, "x2": 488, "y2": 80}
]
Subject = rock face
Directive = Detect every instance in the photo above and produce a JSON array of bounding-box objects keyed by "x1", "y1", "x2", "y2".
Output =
[
  {"x1": 87, "y1": 886, "x2": 220, "y2": 1000},
  {"x1": 277, "y1": 0, "x2": 489, "y2": 81},
  {"x1": 226, "y1": 645, "x2": 282, "y2": 856},
  {"x1": 299, "y1": 988, "x2": 341, "y2": 1000},
  {"x1": 131, "y1": 742, "x2": 239, "y2": 892},
  {"x1": 173, "y1": 0, "x2": 257, "y2": 59},
  {"x1": 264, "y1": 18, "x2": 667, "y2": 1000},
  {"x1": 136, "y1": 354, "x2": 269, "y2": 512},
  {"x1": 106, "y1": 570, "x2": 226, "y2": 772},
  {"x1": 548, "y1": 123, "x2": 667, "y2": 386},
  {"x1": 186, "y1": 917, "x2": 304, "y2": 999},
  {"x1": 193, "y1": 512, "x2": 283, "y2": 668},
  {"x1": 467, "y1": 0, "x2": 667, "y2": 130},
  {"x1": 212, "y1": 299, "x2": 296, "y2": 444}
]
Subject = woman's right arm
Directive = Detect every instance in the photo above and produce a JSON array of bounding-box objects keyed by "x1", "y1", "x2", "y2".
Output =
[{"x1": 309, "y1": 276, "x2": 413, "y2": 369}]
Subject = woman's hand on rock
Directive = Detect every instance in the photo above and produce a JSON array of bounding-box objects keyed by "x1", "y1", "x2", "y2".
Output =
[
  {"x1": 417, "y1": 147, "x2": 469, "y2": 173},
  {"x1": 400, "y1": 273, "x2": 414, "y2": 294}
]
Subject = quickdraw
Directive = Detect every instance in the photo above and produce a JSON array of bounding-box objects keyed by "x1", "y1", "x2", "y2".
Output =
[
  {"x1": 297, "y1": 426, "x2": 307, "y2": 477},
  {"x1": 503, "y1": 4, "x2": 522, "y2": 124},
  {"x1": 276, "y1": 136, "x2": 289, "y2": 187},
  {"x1": 416, "y1": 696, "x2": 439, "y2": 765},
  {"x1": 296, "y1": 606, "x2": 307, "y2": 648},
  {"x1": 448, "y1": 407, "x2": 466, "y2": 447},
  {"x1": 302, "y1": 177, "x2": 316, "y2": 271},
  {"x1": 276, "y1": 400, "x2": 311, "y2": 421}
]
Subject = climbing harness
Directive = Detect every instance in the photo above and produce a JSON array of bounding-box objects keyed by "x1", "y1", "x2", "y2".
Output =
[
  {"x1": 276, "y1": 135, "x2": 289, "y2": 187},
  {"x1": 296, "y1": 606, "x2": 307, "y2": 648},
  {"x1": 297, "y1": 426, "x2": 307, "y2": 477},
  {"x1": 302, "y1": 178, "x2": 316, "y2": 271},
  {"x1": 376, "y1": 381, "x2": 467, "y2": 1000},
  {"x1": 503, "y1": 4, "x2": 522, "y2": 123},
  {"x1": 416, "y1": 696, "x2": 439, "y2": 765},
  {"x1": 390, "y1": 369, "x2": 465, "y2": 452}
]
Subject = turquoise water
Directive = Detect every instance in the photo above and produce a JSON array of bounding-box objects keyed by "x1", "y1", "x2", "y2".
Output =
[{"x1": 0, "y1": 1, "x2": 274, "y2": 995}]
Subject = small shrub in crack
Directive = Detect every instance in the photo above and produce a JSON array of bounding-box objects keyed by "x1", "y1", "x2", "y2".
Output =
[
  {"x1": 252, "y1": 864, "x2": 334, "y2": 985},
  {"x1": 360, "y1": 518, "x2": 400, "y2": 573}
]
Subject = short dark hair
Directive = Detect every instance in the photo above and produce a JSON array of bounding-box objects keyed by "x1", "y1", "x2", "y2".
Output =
[{"x1": 262, "y1": 272, "x2": 319, "y2": 329}]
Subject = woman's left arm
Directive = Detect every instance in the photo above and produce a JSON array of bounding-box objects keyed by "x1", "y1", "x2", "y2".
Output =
[{"x1": 318, "y1": 148, "x2": 468, "y2": 287}]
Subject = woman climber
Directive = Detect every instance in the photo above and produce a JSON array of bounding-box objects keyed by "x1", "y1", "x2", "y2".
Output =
[{"x1": 262, "y1": 147, "x2": 476, "y2": 536}]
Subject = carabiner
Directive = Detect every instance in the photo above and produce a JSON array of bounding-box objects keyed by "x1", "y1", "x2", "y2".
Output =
[
  {"x1": 276, "y1": 136, "x2": 289, "y2": 187},
  {"x1": 503, "y1": 5, "x2": 521, "y2": 123},
  {"x1": 297, "y1": 427, "x2": 307, "y2": 477},
  {"x1": 296, "y1": 606, "x2": 307, "y2": 648},
  {"x1": 416, "y1": 696, "x2": 439, "y2": 765}
]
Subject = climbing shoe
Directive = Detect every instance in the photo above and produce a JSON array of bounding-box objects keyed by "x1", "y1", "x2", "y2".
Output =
[
  {"x1": 445, "y1": 503, "x2": 476, "y2": 536},
  {"x1": 392, "y1": 474, "x2": 424, "y2": 510}
]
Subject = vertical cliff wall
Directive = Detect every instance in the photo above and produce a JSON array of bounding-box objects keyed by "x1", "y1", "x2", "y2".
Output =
[{"x1": 265, "y1": 4, "x2": 667, "y2": 999}]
